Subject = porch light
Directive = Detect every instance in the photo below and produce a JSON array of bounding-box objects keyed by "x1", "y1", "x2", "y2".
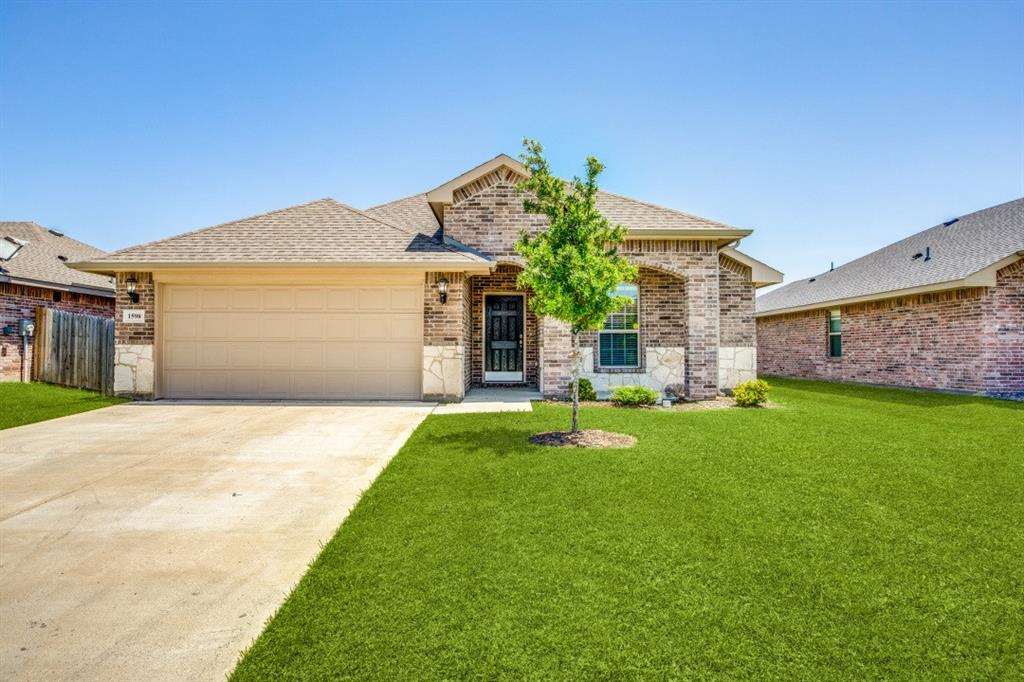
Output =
[
  {"x1": 125, "y1": 275, "x2": 139, "y2": 303},
  {"x1": 437, "y1": 276, "x2": 449, "y2": 304}
]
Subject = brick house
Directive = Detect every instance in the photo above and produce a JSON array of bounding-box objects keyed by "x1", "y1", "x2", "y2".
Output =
[
  {"x1": 756, "y1": 198, "x2": 1024, "y2": 399},
  {"x1": 71, "y1": 154, "x2": 781, "y2": 401},
  {"x1": 1, "y1": 222, "x2": 115, "y2": 381}
]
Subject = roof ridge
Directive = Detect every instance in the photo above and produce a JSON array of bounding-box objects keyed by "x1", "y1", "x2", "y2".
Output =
[
  {"x1": 337, "y1": 199, "x2": 479, "y2": 259},
  {"x1": 102, "y1": 197, "x2": 336, "y2": 257},
  {"x1": 597, "y1": 189, "x2": 737, "y2": 230},
  {"x1": 363, "y1": 192, "x2": 428, "y2": 213}
]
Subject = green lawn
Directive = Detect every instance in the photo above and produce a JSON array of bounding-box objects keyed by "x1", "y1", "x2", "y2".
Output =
[
  {"x1": 0, "y1": 382, "x2": 126, "y2": 429},
  {"x1": 231, "y1": 379, "x2": 1023, "y2": 681}
]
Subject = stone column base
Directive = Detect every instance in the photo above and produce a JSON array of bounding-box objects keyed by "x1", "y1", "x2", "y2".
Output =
[
  {"x1": 114, "y1": 344, "x2": 154, "y2": 398},
  {"x1": 718, "y1": 346, "x2": 757, "y2": 390},
  {"x1": 423, "y1": 345, "x2": 465, "y2": 402}
]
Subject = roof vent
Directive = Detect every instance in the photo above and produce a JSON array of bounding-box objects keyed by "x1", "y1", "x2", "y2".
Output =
[
  {"x1": 48, "y1": 228, "x2": 64, "y2": 237},
  {"x1": 57, "y1": 255, "x2": 68, "y2": 262},
  {"x1": 942, "y1": 218, "x2": 959, "y2": 227},
  {"x1": 808, "y1": 277, "x2": 816, "y2": 283}
]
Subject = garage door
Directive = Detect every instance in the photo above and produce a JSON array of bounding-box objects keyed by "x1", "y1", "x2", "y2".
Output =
[{"x1": 160, "y1": 284, "x2": 422, "y2": 399}]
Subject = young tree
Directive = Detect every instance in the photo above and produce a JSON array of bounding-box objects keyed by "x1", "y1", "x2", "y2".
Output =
[{"x1": 515, "y1": 138, "x2": 637, "y2": 433}]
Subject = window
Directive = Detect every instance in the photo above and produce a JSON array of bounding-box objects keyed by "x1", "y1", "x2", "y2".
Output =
[
  {"x1": 599, "y1": 283, "x2": 639, "y2": 367},
  {"x1": 828, "y1": 309, "x2": 842, "y2": 357},
  {"x1": 52, "y1": 291, "x2": 62, "y2": 303}
]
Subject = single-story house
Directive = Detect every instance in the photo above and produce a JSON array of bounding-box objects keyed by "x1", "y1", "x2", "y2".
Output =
[
  {"x1": 72, "y1": 154, "x2": 781, "y2": 401},
  {"x1": 756, "y1": 198, "x2": 1024, "y2": 398},
  {"x1": 1, "y1": 222, "x2": 115, "y2": 382}
]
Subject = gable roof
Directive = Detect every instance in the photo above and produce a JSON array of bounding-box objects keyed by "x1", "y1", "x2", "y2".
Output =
[
  {"x1": 0, "y1": 222, "x2": 114, "y2": 295},
  {"x1": 72, "y1": 198, "x2": 490, "y2": 273},
  {"x1": 387, "y1": 153, "x2": 751, "y2": 239},
  {"x1": 364, "y1": 192, "x2": 440, "y2": 234},
  {"x1": 756, "y1": 198, "x2": 1024, "y2": 316}
]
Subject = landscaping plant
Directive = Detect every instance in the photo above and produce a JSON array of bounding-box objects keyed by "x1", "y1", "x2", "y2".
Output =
[
  {"x1": 733, "y1": 378, "x2": 770, "y2": 407},
  {"x1": 610, "y1": 385, "x2": 660, "y2": 407},
  {"x1": 569, "y1": 378, "x2": 597, "y2": 402},
  {"x1": 515, "y1": 138, "x2": 637, "y2": 433}
]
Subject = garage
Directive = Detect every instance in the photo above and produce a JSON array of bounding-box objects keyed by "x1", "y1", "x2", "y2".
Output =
[{"x1": 160, "y1": 281, "x2": 423, "y2": 399}]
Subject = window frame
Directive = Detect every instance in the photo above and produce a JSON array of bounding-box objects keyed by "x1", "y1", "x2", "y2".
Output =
[
  {"x1": 597, "y1": 283, "x2": 640, "y2": 369},
  {"x1": 827, "y1": 309, "x2": 842, "y2": 358}
]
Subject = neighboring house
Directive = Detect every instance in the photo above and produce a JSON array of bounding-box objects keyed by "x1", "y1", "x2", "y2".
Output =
[
  {"x1": 1, "y1": 222, "x2": 116, "y2": 381},
  {"x1": 72, "y1": 154, "x2": 781, "y2": 401},
  {"x1": 756, "y1": 198, "x2": 1024, "y2": 398}
]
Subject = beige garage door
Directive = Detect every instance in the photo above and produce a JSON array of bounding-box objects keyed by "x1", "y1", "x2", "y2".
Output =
[{"x1": 160, "y1": 284, "x2": 422, "y2": 399}]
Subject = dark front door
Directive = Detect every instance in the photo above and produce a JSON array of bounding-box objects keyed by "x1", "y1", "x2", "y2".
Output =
[{"x1": 485, "y1": 295, "x2": 524, "y2": 382}]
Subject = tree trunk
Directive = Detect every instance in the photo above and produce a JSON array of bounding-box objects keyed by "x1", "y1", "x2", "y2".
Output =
[{"x1": 571, "y1": 331, "x2": 580, "y2": 434}]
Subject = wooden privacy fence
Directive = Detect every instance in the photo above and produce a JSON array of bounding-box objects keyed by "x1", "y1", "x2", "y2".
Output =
[{"x1": 33, "y1": 307, "x2": 115, "y2": 394}]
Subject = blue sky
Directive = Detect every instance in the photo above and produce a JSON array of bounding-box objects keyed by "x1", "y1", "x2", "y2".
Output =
[{"x1": 2, "y1": 1, "x2": 1022, "y2": 287}]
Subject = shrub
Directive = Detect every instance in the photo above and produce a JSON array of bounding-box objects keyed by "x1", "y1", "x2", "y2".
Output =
[
  {"x1": 611, "y1": 385, "x2": 659, "y2": 407},
  {"x1": 733, "y1": 379, "x2": 770, "y2": 407},
  {"x1": 569, "y1": 378, "x2": 597, "y2": 402}
]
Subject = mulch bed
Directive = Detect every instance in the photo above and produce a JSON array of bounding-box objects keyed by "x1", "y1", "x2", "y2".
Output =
[
  {"x1": 543, "y1": 397, "x2": 779, "y2": 411},
  {"x1": 529, "y1": 430, "x2": 637, "y2": 448}
]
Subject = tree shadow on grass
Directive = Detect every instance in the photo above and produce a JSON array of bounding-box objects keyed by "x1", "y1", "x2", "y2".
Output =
[
  {"x1": 421, "y1": 426, "x2": 639, "y2": 458},
  {"x1": 766, "y1": 376, "x2": 1024, "y2": 410}
]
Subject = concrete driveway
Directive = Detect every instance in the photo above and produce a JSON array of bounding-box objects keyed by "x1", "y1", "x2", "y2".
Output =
[{"x1": 0, "y1": 401, "x2": 433, "y2": 681}]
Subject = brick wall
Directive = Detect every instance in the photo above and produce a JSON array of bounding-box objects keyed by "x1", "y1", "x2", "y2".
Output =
[
  {"x1": 469, "y1": 264, "x2": 540, "y2": 387},
  {"x1": 757, "y1": 287, "x2": 991, "y2": 392},
  {"x1": 114, "y1": 272, "x2": 155, "y2": 344},
  {"x1": 443, "y1": 180, "x2": 548, "y2": 260},
  {"x1": 1, "y1": 282, "x2": 113, "y2": 381},
  {"x1": 423, "y1": 272, "x2": 467, "y2": 346},
  {"x1": 719, "y1": 256, "x2": 755, "y2": 347},
  {"x1": 981, "y1": 259, "x2": 1024, "y2": 396}
]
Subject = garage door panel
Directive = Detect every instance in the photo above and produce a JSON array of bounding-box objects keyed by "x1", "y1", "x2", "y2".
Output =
[{"x1": 162, "y1": 284, "x2": 422, "y2": 399}]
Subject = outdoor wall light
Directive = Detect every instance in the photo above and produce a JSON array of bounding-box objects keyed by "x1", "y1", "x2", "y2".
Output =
[
  {"x1": 125, "y1": 275, "x2": 139, "y2": 303},
  {"x1": 437, "y1": 275, "x2": 449, "y2": 304}
]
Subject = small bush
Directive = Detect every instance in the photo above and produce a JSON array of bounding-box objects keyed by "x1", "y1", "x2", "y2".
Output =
[
  {"x1": 611, "y1": 385, "x2": 659, "y2": 407},
  {"x1": 733, "y1": 379, "x2": 770, "y2": 407},
  {"x1": 569, "y1": 378, "x2": 597, "y2": 401}
]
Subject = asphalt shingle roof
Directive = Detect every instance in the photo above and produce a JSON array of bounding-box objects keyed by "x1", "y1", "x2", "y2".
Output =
[
  {"x1": 756, "y1": 198, "x2": 1024, "y2": 315},
  {"x1": 0, "y1": 222, "x2": 114, "y2": 293},
  {"x1": 364, "y1": 193, "x2": 440, "y2": 234},
  {"x1": 85, "y1": 199, "x2": 488, "y2": 265}
]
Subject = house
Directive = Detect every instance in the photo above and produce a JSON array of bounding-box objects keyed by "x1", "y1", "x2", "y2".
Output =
[
  {"x1": 756, "y1": 198, "x2": 1024, "y2": 398},
  {"x1": 71, "y1": 154, "x2": 782, "y2": 401},
  {"x1": 1, "y1": 222, "x2": 115, "y2": 382}
]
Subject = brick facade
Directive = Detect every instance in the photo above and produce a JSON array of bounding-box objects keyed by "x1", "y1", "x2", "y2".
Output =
[
  {"x1": 756, "y1": 258, "x2": 1024, "y2": 397},
  {"x1": 114, "y1": 272, "x2": 155, "y2": 345},
  {"x1": 468, "y1": 264, "x2": 540, "y2": 387},
  {"x1": 442, "y1": 178, "x2": 547, "y2": 260},
  {"x1": 1, "y1": 282, "x2": 113, "y2": 382},
  {"x1": 719, "y1": 255, "x2": 755, "y2": 347}
]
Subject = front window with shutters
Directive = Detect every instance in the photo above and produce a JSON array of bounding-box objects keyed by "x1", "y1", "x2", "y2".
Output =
[{"x1": 598, "y1": 283, "x2": 639, "y2": 368}]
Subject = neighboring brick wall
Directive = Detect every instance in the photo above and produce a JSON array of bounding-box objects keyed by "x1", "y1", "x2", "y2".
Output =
[
  {"x1": 469, "y1": 264, "x2": 539, "y2": 387},
  {"x1": 1, "y1": 282, "x2": 113, "y2": 382},
  {"x1": 981, "y1": 259, "x2": 1024, "y2": 396},
  {"x1": 114, "y1": 272, "x2": 155, "y2": 344},
  {"x1": 719, "y1": 255, "x2": 756, "y2": 347},
  {"x1": 756, "y1": 287, "x2": 990, "y2": 392},
  {"x1": 423, "y1": 272, "x2": 467, "y2": 345}
]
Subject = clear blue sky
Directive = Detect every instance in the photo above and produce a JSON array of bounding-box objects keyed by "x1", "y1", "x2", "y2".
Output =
[{"x1": 2, "y1": 1, "x2": 1022, "y2": 287}]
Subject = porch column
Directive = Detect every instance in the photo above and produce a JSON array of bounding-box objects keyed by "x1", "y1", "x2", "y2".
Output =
[
  {"x1": 685, "y1": 259, "x2": 721, "y2": 400},
  {"x1": 422, "y1": 272, "x2": 467, "y2": 402}
]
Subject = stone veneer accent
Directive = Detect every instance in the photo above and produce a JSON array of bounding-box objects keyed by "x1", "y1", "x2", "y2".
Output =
[
  {"x1": 113, "y1": 272, "x2": 155, "y2": 397},
  {"x1": 423, "y1": 272, "x2": 468, "y2": 401},
  {"x1": 114, "y1": 344, "x2": 154, "y2": 395},
  {"x1": 718, "y1": 346, "x2": 757, "y2": 389},
  {"x1": 1, "y1": 282, "x2": 114, "y2": 382},
  {"x1": 756, "y1": 258, "x2": 1024, "y2": 397},
  {"x1": 577, "y1": 346, "x2": 686, "y2": 398}
]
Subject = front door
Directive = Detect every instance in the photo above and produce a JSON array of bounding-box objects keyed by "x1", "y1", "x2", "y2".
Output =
[{"x1": 484, "y1": 295, "x2": 524, "y2": 382}]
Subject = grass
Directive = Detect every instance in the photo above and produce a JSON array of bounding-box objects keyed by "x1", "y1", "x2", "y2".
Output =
[
  {"x1": 0, "y1": 382, "x2": 126, "y2": 429},
  {"x1": 231, "y1": 379, "x2": 1023, "y2": 680}
]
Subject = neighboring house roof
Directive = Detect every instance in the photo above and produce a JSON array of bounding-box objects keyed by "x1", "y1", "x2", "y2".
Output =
[
  {"x1": 756, "y1": 198, "x2": 1024, "y2": 316},
  {"x1": 0, "y1": 221, "x2": 115, "y2": 296},
  {"x1": 73, "y1": 198, "x2": 491, "y2": 272}
]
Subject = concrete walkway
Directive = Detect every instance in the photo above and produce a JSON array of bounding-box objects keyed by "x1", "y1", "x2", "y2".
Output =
[
  {"x1": 432, "y1": 387, "x2": 541, "y2": 414},
  {"x1": 0, "y1": 401, "x2": 432, "y2": 682}
]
